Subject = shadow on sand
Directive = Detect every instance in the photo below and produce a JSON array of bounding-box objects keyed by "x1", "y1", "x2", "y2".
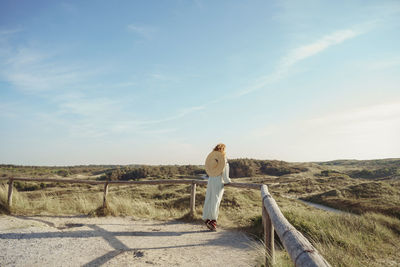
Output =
[{"x1": 2, "y1": 215, "x2": 255, "y2": 266}]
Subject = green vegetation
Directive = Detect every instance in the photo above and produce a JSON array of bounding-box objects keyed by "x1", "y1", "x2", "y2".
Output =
[
  {"x1": 101, "y1": 165, "x2": 204, "y2": 180},
  {"x1": 0, "y1": 159, "x2": 308, "y2": 181},
  {"x1": 229, "y1": 159, "x2": 308, "y2": 178},
  {"x1": 1, "y1": 158, "x2": 400, "y2": 266},
  {"x1": 303, "y1": 181, "x2": 400, "y2": 219},
  {"x1": 281, "y1": 198, "x2": 400, "y2": 266},
  {"x1": 349, "y1": 167, "x2": 399, "y2": 179},
  {"x1": 0, "y1": 164, "x2": 114, "y2": 178},
  {"x1": 316, "y1": 158, "x2": 400, "y2": 168}
]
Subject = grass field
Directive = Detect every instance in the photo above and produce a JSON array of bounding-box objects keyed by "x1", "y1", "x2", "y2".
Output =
[{"x1": 1, "y1": 159, "x2": 399, "y2": 266}]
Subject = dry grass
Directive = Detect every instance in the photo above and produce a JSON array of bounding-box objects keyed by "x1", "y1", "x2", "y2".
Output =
[
  {"x1": 0, "y1": 183, "x2": 101, "y2": 215},
  {"x1": 302, "y1": 180, "x2": 400, "y2": 219},
  {"x1": 277, "y1": 197, "x2": 400, "y2": 266},
  {"x1": 251, "y1": 241, "x2": 292, "y2": 267},
  {"x1": 1, "y1": 170, "x2": 400, "y2": 266}
]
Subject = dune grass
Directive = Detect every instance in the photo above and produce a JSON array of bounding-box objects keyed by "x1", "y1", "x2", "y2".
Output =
[
  {"x1": 278, "y1": 197, "x2": 400, "y2": 266},
  {"x1": 302, "y1": 180, "x2": 400, "y2": 219},
  {"x1": 1, "y1": 179, "x2": 400, "y2": 266},
  {"x1": 0, "y1": 183, "x2": 102, "y2": 215}
]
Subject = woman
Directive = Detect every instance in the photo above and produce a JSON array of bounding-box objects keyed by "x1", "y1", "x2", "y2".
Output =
[{"x1": 202, "y1": 143, "x2": 231, "y2": 231}]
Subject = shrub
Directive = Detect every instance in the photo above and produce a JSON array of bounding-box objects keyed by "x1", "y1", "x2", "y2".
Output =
[
  {"x1": 229, "y1": 159, "x2": 307, "y2": 178},
  {"x1": 56, "y1": 169, "x2": 70, "y2": 177},
  {"x1": 349, "y1": 167, "x2": 399, "y2": 179}
]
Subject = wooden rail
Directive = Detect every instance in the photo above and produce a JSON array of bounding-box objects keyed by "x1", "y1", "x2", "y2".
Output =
[
  {"x1": 261, "y1": 185, "x2": 330, "y2": 267},
  {"x1": 0, "y1": 177, "x2": 329, "y2": 266}
]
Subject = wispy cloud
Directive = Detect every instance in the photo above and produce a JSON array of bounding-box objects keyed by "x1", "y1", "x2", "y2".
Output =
[
  {"x1": 0, "y1": 28, "x2": 23, "y2": 52},
  {"x1": 236, "y1": 27, "x2": 366, "y2": 96},
  {"x1": 253, "y1": 102, "x2": 400, "y2": 137},
  {"x1": 364, "y1": 57, "x2": 400, "y2": 71},
  {"x1": 35, "y1": 93, "x2": 180, "y2": 138},
  {"x1": 0, "y1": 40, "x2": 202, "y2": 138},
  {"x1": 127, "y1": 24, "x2": 157, "y2": 39},
  {"x1": 54, "y1": 93, "x2": 205, "y2": 135},
  {"x1": 112, "y1": 81, "x2": 136, "y2": 88},
  {"x1": 0, "y1": 47, "x2": 98, "y2": 93},
  {"x1": 248, "y1": 101, "x2": 400, "y2": 161},
  {"x1": 0, "y1": 101, "x2": 19, "y2": 119},
  {"x1": 304, "y1": 102, "x2": 400, "y2": 133},
  {"x1": 136, "y1": 105, "x2": 206, "y2": 125},
  {"x1": 57, "y1": 95, "x2": 119, "y2": 118},
  {"x1": 0, "y1": 28, "x2": 23, "y2": 36},
  {"x1": 280, "y1": 29, "x2": 361, "y2": 69},
  {"x1": 235, "y1": 23, "x2": 371, "y2": 97},
  {"x1": 150, "y1": 73, "x2": 180, "y2": 83}
]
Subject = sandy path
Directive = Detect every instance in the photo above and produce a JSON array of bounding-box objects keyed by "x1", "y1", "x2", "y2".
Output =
[{"x1": 0, "y1": 215, "x2": 260, "y2": 267}]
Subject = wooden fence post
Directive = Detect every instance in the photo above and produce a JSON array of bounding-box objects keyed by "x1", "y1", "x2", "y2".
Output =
[
  {"x1": 7, "y1": 178, "x2": 14, "y2": 208},
  {"x1": 103, "y1": 182, "x2": 109, "y2": 209},
  {"x1": 263, "y1": 203, "x2": 275, "y2": 266},
  {"x1": 190, "y1": 182, "x2": 196, "y2": 217}
]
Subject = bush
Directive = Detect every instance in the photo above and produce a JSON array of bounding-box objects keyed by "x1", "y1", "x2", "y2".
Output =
[
  {"x1": 101, "y1": 165, "x2": 205, "y2": 180},
  {"x1": 320, "y1": 170, "x2": 342, "y2": 176},
  {"x1": 229, "y1": 159, "x2": 307, "y2": 178},
  {"x1": 56, "y1": 169, "x2": 70, "y2": 177},
  {"x1": 349, "y1": 167, "x2": 399, "y2": 179},
  {"x1": 14, "y1": 181, "x2": 41, "y2": 191}
]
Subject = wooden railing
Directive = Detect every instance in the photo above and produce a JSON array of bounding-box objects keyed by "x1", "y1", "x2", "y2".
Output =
[
  {"x1": 261, "y1": 185, "x2": 330, "y2": 267},
  {"x1": 0, "y1": 177, "x2": 330, "y2": 267}
]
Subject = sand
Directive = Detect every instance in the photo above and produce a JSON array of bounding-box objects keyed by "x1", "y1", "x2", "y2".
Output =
[{"x1": 0, "y1": 215, "x2": 260, "y2": 266}]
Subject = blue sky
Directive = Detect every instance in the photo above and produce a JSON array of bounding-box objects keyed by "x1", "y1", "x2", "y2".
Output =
[{"x1": 1, "y1": 0, "x2": 399, "y2": 165}]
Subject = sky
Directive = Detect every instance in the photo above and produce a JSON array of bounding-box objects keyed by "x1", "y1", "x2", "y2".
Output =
[{"x1": 0, "y1": 0, "x2": 399, "y2": 165}]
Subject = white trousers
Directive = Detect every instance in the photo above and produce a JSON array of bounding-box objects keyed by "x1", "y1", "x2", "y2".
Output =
[{"x1": 202, "y1": 176, "x2": 224, "y2": 221}]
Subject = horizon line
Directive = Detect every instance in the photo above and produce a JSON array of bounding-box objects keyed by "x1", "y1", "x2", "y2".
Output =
[{"x1": 1, "y1": 157, "x2": 399, "y2": 167}]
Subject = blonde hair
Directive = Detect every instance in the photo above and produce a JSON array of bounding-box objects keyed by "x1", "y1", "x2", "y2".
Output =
[{"x1": 213, "y1": 143, "x2": 226, "y2": 155}]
